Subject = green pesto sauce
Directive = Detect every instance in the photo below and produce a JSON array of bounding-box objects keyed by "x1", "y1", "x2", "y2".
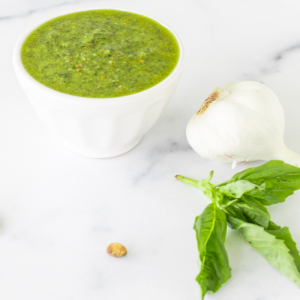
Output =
[{"x1": 21, "y1": 9, "x2": 180, "y2": 98}]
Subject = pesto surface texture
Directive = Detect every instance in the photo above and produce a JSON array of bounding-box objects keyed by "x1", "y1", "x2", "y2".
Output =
[{"x1": 21, "y1": 9, "x2": 180, "y2": 98}]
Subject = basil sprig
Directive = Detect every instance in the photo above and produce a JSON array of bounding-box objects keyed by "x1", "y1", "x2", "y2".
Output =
[{"x1": 176, "y1": 160, "x2": 300, "y2": 299}]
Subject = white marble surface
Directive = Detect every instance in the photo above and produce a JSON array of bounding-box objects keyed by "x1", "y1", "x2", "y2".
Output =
[{"x1": 2, "y1": 0, "x2": 300, "y2": 299}]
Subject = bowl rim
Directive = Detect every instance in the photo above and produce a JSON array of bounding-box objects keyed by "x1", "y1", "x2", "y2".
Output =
[{"x1": 13, "y1": 7, "x2": 184, "y2": 105}]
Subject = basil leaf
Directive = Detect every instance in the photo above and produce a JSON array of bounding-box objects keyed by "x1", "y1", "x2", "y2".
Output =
[
  {"x1": 267, "y1": 220, "x2": 281, "y2": 230},
  {"x1": 267, "y1": 225, "x2": 300, "y2": 272},
  {"x1": 235, "y1": 195, "x2": 271, "y2": 229},
  {"x1": 224, "y1": 206, "x2": 248, "y2": 224},
  {"x1": 228, "y1": 216, "x2": 300, "y2": 287},
  {"x1": 216, "y1": 180, "x2": 265, "y2": 209},
  {"x1": 194, "y1": 203, "x2": 231, "y2": 299},
  {"x1": 218, "y1": 160, "x2": 300, "y2": 206},
  {"x1": 217, "y1": 195, "x2": 238, "y2": 209},
  {"x1": 217, "y1": 180, "x2": 264, "y2": 199}
]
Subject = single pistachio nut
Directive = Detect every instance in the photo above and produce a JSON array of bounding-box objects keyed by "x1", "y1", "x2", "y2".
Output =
[{"x1": 107, "y1": 243, "x2": 127, "y2": 257}]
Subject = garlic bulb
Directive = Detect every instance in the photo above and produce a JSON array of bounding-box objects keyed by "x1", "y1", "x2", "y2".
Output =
[{"x1": 186, "y1": 81, "x2": 300, "y2": 166}]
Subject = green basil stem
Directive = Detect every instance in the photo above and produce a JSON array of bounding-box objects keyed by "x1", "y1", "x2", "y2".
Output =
[{"x1": 175, "y1": 175, "x2": 199, "y2": 188}]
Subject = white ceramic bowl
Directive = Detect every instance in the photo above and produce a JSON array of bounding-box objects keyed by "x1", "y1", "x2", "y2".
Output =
[{"x1": 13, "y1": 8, "x2": 184, "y2": 158}]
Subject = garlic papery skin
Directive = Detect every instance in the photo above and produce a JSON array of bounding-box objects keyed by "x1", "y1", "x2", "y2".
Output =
[{"x1": 186, "y1": 81, "x2": 300, "y2": 167}]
